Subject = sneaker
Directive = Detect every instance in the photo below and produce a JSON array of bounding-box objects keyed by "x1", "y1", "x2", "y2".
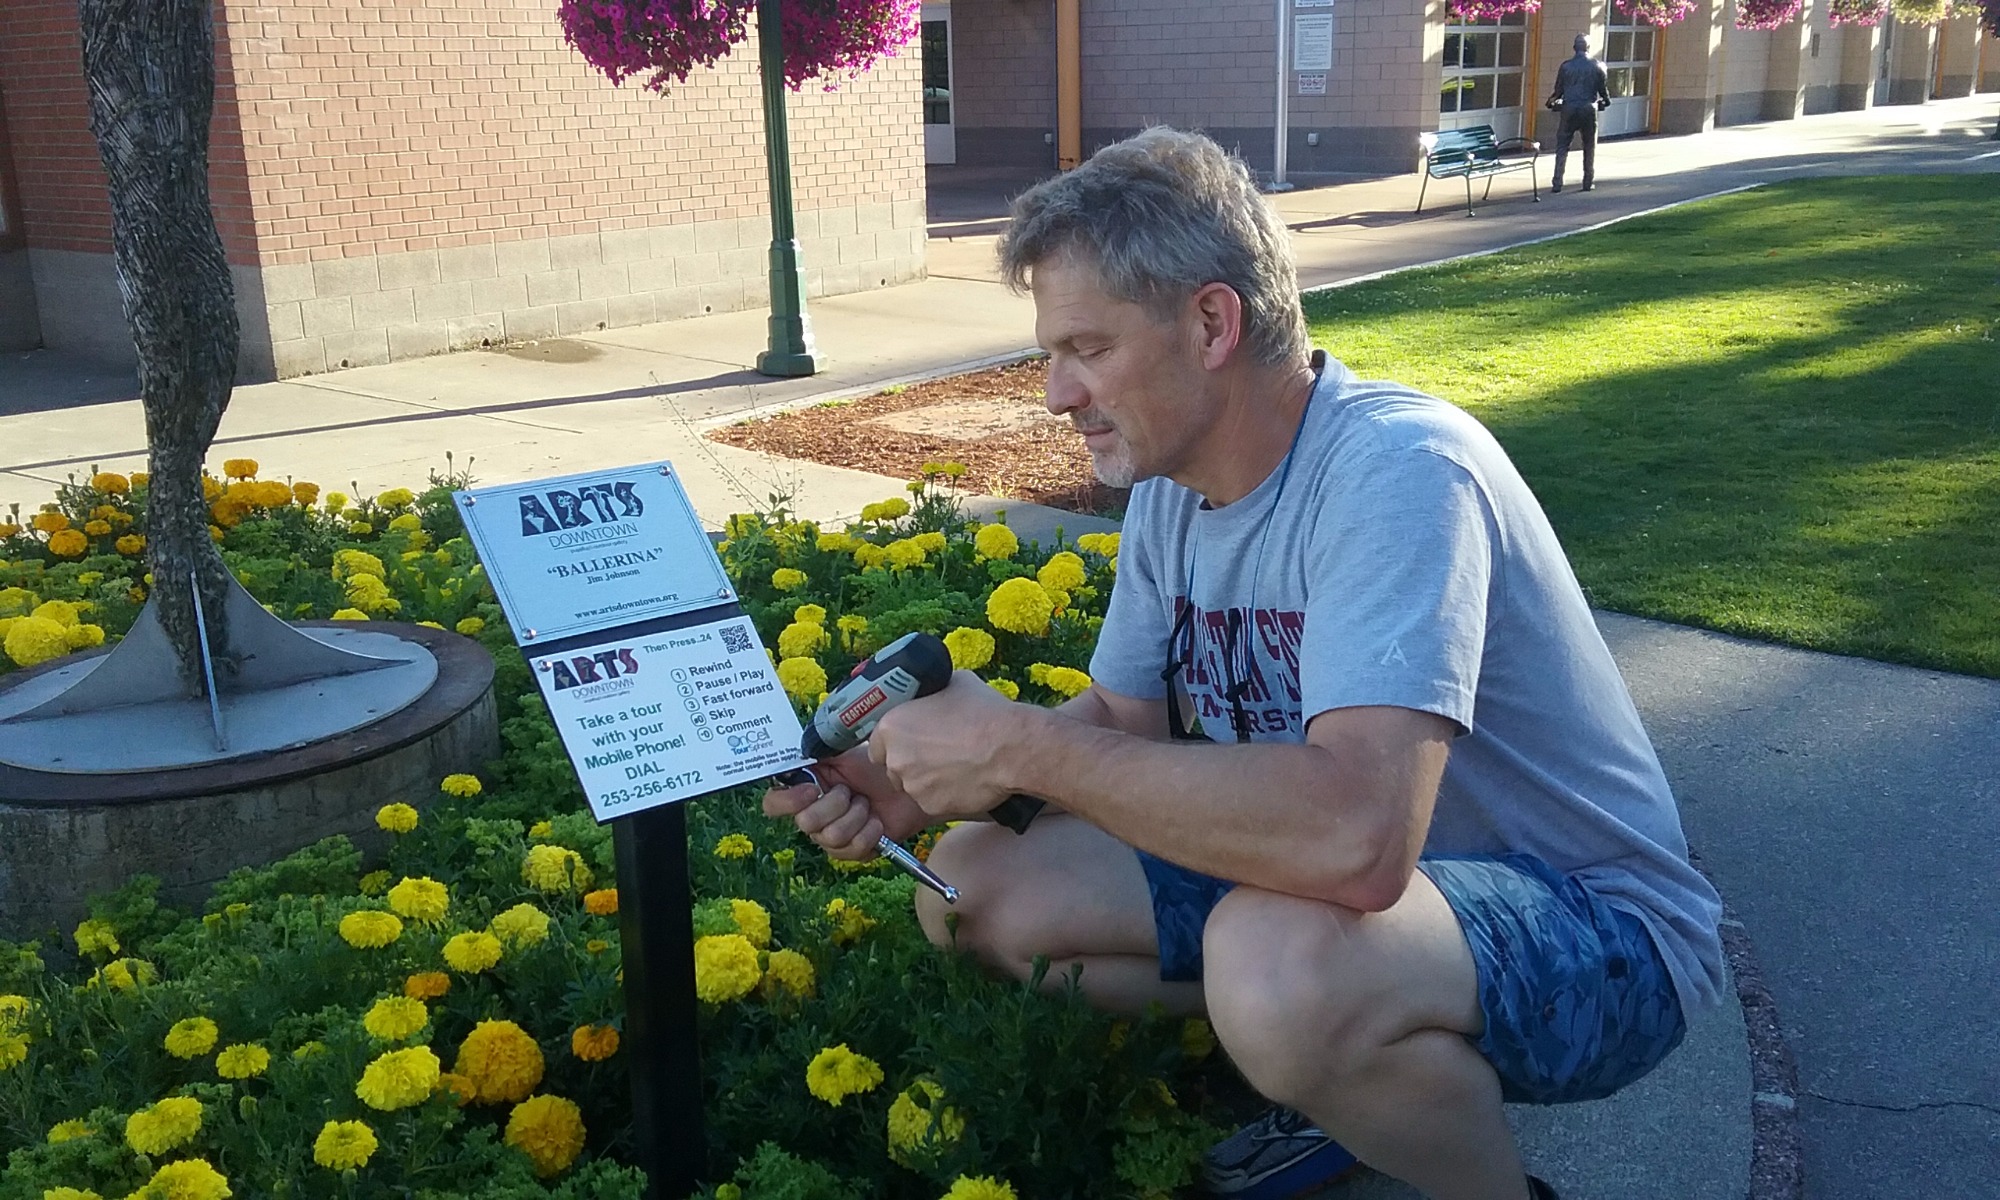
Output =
[
  {"x1": 1549, "y1": 183, "x2": 1563, "y2": 193},
  {"x1": 1201, "y1": 1106, "x2": 1359, "y2": 1198},
  {"x1": 1580, "y1": 182, "x2": 1595, "y2": 191}
]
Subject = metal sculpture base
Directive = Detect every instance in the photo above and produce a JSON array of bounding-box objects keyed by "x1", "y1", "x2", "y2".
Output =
[{"x1": 0, "y1": 577, "x2": 435, "y2": 773}]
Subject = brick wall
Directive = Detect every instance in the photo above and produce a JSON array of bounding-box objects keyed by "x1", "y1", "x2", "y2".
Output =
[{"x1": 0, "y1": 1, "x2": 113, "y2": 254}]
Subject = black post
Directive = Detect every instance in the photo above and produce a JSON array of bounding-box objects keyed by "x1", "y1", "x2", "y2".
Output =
[{"x1": 614, "y1": 803, "x2": 706, "y2": 1199}]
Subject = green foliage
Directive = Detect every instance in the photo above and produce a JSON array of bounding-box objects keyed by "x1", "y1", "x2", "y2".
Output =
[{"x1": 1305, "y1": 175, "x2": 2000, "y2": 677}]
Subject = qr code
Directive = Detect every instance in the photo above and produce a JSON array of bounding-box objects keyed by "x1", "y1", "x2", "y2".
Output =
[{"x1": 719, "y1": 623, "x2": 753, "y2": 655}]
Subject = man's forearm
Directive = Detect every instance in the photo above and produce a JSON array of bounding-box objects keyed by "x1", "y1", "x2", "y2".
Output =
[{"x1": 999, "y1": 707, "x2": 1427, "y2": 912}]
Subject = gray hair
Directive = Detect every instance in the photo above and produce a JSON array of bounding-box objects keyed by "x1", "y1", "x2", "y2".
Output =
[{"x1": 998, "y1": 127, "x2": 1310, "y2": 368}]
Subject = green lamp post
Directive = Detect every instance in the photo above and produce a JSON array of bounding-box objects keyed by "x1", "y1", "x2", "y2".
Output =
[{"x1": 754, "y1": 0, "x2": 821, "y2": 377}]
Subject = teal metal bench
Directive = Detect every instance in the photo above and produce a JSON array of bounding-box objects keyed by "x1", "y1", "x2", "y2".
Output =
[{"x1": 1417, "y1": 125, "x2": 1540, "y2": 217}]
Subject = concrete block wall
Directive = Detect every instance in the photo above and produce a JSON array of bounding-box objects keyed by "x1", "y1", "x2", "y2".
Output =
[
  {"x1": 951, "y1": 0, "x2": 1057, "y2": 168},
  {"x1": 1933, "y1": 13, "x2": 1984, "y2": 96},
  {"x1": 1799, "y1": 2, "x2": 1845, "y2": 115},
  {"x1": 0, "y1": 0, "x2": 924, "y2": 377},
  {"x1": 1659, "y1": 0, "x2": 1729, "y2": 134},
  {"x1": 1835, "y1": 18, "x2": 1880, "y2": 113}
]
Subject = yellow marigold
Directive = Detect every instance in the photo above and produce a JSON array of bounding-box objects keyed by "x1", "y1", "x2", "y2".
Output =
[
  {"x1": 505, "y1": 1093, "x2": 586, "y2": 1178},
  {"x1": 222, "y1": 458, "x2": 259, "y2": 479},
  {"x1": 693, "y1": 934, "x2": 761, "y2": 1004},
  {"x1": 358, "y1": 870, "x2": 392, "y2": 896},
  {"x1": 325, "y1": 491, "x2": 349, "y2": 513},
  {"x1": 0, "y1": 588, "x2": 36, "y2": 617},
  {"x1": 133, "y1": 1159, "x2": 232, "y2": 1200},
  {"x1": 440, "y1": 773, "x2": 482, "y2": 797},
  {"x1": 40, "y1": 1188, "x2": 99, "y2": 1200},
  {"x1": 804, "y1": 1043, "x2": 884, "y2": 1107},
  {"x1": 116, "y1": 532, "x2": 145, "y2": 556},
  {"x1": 825, "y1": 898, "x2": 875, "y2": 946},
  {"x1": 164, "y1": 1016, "x2": 219, "y2": 1060},
  {"x1": 339, "y1": 910, "x2": 403, "y2": 949},
  {"x1": 571, "y1": 1024, "x2": 620, "y2": 1062},
  {"x1": 585, "y1": 938, "x2": 610, "y2": 955},
  {"x1": 1037, "y1": 551, "x2": 1087, "y2": 593},
  {"x1": 46, "y1": 530, "x2": 87, "y2": 558},
  {"x1": 82, "y1": 519, "x2": 112, "y2": 537},
  {"x1": 941, "y1": 1176, "x2": 1018, "y2": 1200},
  {"x1": 770, "y1": 567, "x2": 807, "y2": 591},
  {"x1": 0, "y1": 996, "x2": 26, "y2": 1035},
  {"x1": 454, "y1": 616, "x2": 486, "y2": 636},
  {"x1": 858, "y1": 497, "x2": 910, "y2": 523},
  {"x1": 942, "y1": 627, "x2": 996, "y2": 671},
  {"x1": 387, "y1": 512, "x2": 423, "y2": 533},
  {"x1": 730, "y1": 898, "x2": 772, "y2": 949},
  {"x1": 973, "y1": 523, "x2": 1019, "y2": 561},
  {"x1": 343, "y1": 573, "x2": 399, "y2": 614},
  {"x1": 392, "y1": 974, "x2": 447, "y2": 1006},
  {"x1": 0, "y1": 523, "x2": 18, "y2": 538},
  {"x1": 760, "y1": 949, "x2": 815, "y2": 1002},
  {"x1": 215, "y1": 1043, "x2": 270, "y2": 1079},
  {"x1": 437, "y1": 1072, "x2": 477, "y2": 1106},
  {"x1": 355, "y1": 1045, "x2": 442, "y2": 1111},
  {"x1": 91, "y1": 472, "x2": 130, "y2": 494},
  {"x1": 522, "y1": 844, "x2": 594, "y2": 894},
  {"x1": 454, "y1": 1020, "x2": 545, "y2": 1105},
  {"x1": 362, "y1": 996, "x2": 429, "y2": 1042},
  {"x1": 376, "y1": 488, "x2": 416, "y2": 509},
  {"x1": 0, "y1": 1031, "x2": 26, "y2": 1071},
  {"x1": 372, "y1": 803, "x2": 419, "y2": 835},
  {"x1": 1042, "y1": 666, "x2": 1093, "y2": 699},
  {"x1": 124, "y1": 1096, "x2": 203, "y2": 1155},
  {"x1": 443, "y1": 931, "x2": 503, "y2": 973},
  {"x1": 388, "y1": 876, "x2": 450, "y2": 923},
  {"x1": 1077, "y1": 531, "x2": 1121, "y2": 558},
  {"x1": 883, "y1": 539, "x2": 927, "y2": 570},
  {"x1": 63, "y1": 623, "x2": 106, "y2": 651},
  {"x1": 331, "y1": 609, "x2": 370, "y2": 621},
  {"x1": 30, "y1": 512, "x2": 69, "y2": 534},
  {"x1": 582, "y1": 888, "x2": 619, "y2": 916},
  {"x1": 254, "y1": 480, "x2": 293, "y2": 508},
  {"x1": 888, "y1": 1079, "x2": 966, "y2": 1166},
  {"x1": 46, "y1": 1118, "x2": 93, "y2": 1144},
  {"x1": 1, "y1": 615, "x2": 66, "y2": 667},
  {"x1": 816, "y1": 532, "x2": 858, "y2": 554},
  {"x1": 986, "y1": 577, "x2": 1053, "y2": 636},
  {"x1": 777, "y1": 620, "x2": 829, "y2": 659},
  {"x1": 332, "y1": 548, "x2": 385, "y2": 580},
  {"x1": 292, "y1": 482, "x2": 321, "y2": 506},
  {"x1": 73, "y1": 918, "x2": 120, "y2": 957},
  {"x1": 528, "y1": 820, "x2": 553, "y2": 840},
  {"x1": 313, "y1": 1119, "x2": 378, "y2": 1170},
  {"x1": 1181, "y1": 1017, "x2": 1217, "y2": 1061},
  {"x1": 853, "y1": 543, "x2": 889, "y2": 571},
  {"x1": 91, "y1": 957, "x2": 154, "y2": 991},
  {"x1": 776, "y1": 657, "x2": 827, "y2": 701},
  {"x1": 913, "y1": 531, "x2": 947, "y2": 554},
  {"x1": 490, "y1": 903, "x2": 551, "y2": 951},
  {"x1": 713, "y1": 833, "x2": 754, "y2": 860}
]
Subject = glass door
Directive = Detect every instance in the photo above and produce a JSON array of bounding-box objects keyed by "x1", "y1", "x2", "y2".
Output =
[
  {"x1": 1600, "y1": 8, "x2": 1656, "y2": 136},
  {"x1": 1440, "y1": 12, "x2": 1531, "y2": 144},
  {"x1": 921, "y1": 3, "x2": 955, "y2": 165}
]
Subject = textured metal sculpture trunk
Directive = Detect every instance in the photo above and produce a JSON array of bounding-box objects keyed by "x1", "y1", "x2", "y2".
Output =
[{"x1": 78, "y1": 0, "x2": 239, "y2": 695}]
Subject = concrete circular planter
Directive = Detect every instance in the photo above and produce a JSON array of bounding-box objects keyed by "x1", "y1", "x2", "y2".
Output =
[{"x1": 0, "y1": 622, "x2": 499, "y2": 939}]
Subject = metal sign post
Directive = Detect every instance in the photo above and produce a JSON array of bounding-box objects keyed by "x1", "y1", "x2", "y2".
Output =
[
  {"x1": 1270, "y1": 0, "x2": 1293, "y2": 191},
  {"x1": 614, "y1": 804, "x2": 705, "y2": 1199}
]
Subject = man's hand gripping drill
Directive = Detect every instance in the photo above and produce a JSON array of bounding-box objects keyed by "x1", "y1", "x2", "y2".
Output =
[{"x1": 766, "y1": 631, "x2": 1045, "y2": 904}]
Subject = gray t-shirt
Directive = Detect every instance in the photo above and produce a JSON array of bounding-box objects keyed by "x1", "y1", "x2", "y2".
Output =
[{"x1": 1088, "y1": 356, "x2": 1726, "y2": 1010}]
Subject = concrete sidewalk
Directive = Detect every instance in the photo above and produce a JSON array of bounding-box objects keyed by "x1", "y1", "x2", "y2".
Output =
[{"x1": 3, "y1": 93, "x2": 1997, "y2": 1198}]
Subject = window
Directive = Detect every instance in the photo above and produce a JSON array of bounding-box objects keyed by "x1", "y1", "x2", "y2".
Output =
[
  {"x1": 1440, "y1": 13, "x2": 1528, "y2": 116},
  {"x1": 921, "y1": 20, "x2": 951, "y2": 126}
]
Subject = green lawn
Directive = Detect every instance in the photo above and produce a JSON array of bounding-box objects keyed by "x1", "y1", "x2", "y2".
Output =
[{"x1": 1305, "y1": 175, "x2": 2000, "y2": 677}]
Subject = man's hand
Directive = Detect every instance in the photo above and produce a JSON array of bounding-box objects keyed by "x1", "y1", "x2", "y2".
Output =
[
  {"x1": 761, "y1": 747, "x2": 930, "y2": 860},
  {"x1": 869, "y1": 669, "x2": 1034, "y2": 820}
]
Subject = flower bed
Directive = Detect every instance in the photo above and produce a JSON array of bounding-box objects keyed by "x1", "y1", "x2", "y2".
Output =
[{"x1": 0, "y1": 463, "x2": 1230, "y2": 1199}]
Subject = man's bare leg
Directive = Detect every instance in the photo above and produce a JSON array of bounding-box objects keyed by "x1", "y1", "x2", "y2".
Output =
[
  {"x1": 1201, "y1": 874, "x2": 1531, "y2": 1200},
  {"x1": 915, "y1": 816, "x2": 1204, "y2": 1016}
]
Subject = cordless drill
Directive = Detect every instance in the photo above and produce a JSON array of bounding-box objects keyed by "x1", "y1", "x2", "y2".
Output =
[{"x1": 798, "y1": 631, "x2": 1045, "y2": 834}]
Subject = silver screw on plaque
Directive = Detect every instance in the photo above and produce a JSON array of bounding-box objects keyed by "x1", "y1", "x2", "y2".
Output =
[
  {"x1": 461, "y1": 494, "x2": 476, "y2": 506},
  {"x1": 523, "y1": 628, "x2": 538, "y2": 640}
]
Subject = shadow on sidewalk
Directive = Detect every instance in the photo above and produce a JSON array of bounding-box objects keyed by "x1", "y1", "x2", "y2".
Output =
[{"x1": 0, "y1": 349, "x2": 139, "y2": 418}]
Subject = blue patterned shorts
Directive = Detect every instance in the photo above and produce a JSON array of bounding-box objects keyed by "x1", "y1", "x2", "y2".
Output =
[{"x1": 1135, "y1": 849, "x2": 1686, "y2": 1105}]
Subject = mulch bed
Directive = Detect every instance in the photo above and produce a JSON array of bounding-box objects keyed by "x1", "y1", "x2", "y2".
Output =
[{"x1": 707, "y1": 357, "x2": 1125, "y2": 515}]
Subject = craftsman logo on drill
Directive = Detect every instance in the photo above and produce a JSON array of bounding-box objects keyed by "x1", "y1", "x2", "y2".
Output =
[
  {"x1": 517, "y1": 481, "x2": 645, "y2": 547},
  {"x1": 838, "y1": 686, "x2": 887, "y2": 730}
]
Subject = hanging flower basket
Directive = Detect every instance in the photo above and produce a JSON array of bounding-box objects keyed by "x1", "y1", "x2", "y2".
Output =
[
  {"x1": 1827, "y1": 0, "x2": 1890, "y2": 24},
  {"x1": 1445, "y1": 0, "x2": 1539, "y2": 22},
  {"x1": 559, "y1": 0, "x2": 919, "y2": 93},
  {"x1": 1734, "y1": 0, "x2": 1804, "y2": 29},
  {"x1": 1887, "y1": 0, "x2": 1949, "y2": 22},
  {"x1": 1614, "y1": 0, "x2": 1700, "y2": 24}
]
